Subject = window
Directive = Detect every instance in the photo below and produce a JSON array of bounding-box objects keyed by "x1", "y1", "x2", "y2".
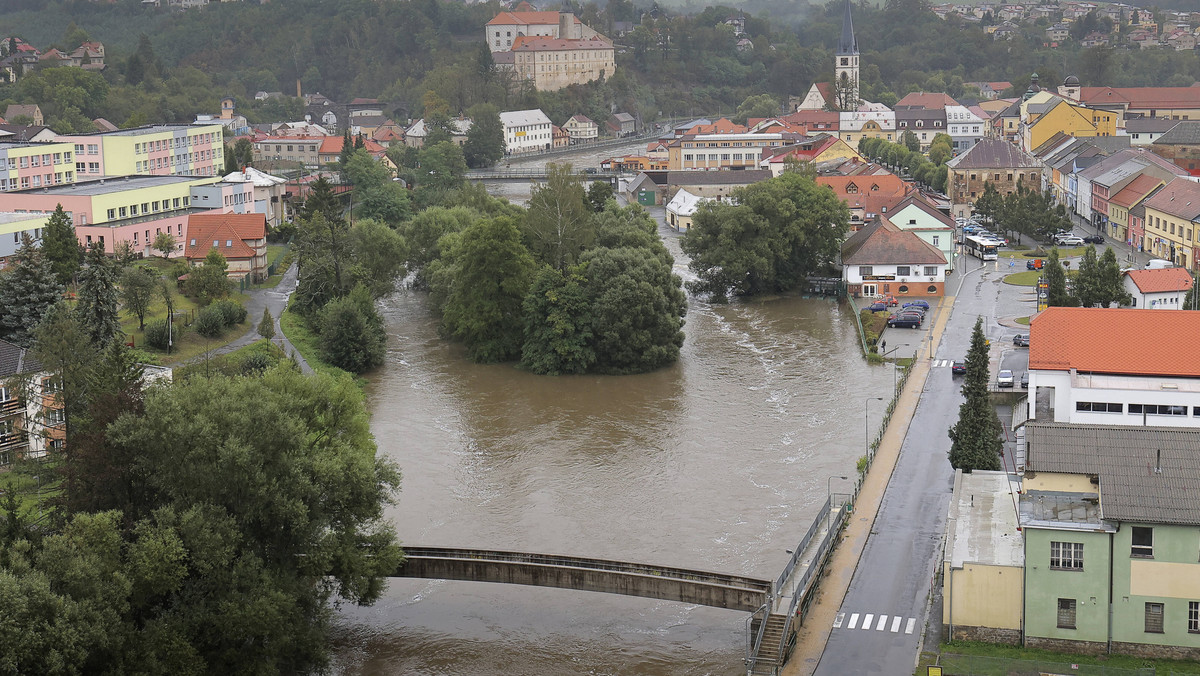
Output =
[
  {"x1": 1051, "y1": 541, "x2": 1084, "y2": 570},
  {"x1": 1146, "y1": 602, "x2": 1164, "y2": 633},
  {"x1": 1076, "y1": 402, "x2": 1122, "y2": 413},
  {"x1": 932, "y1": 236, "x2": 940, "y2": 247},
  {"x1": 896, "y1": 266, "x2": 911, "y2": 276},
  {"x1": 1129, "y1": 404, "x2": 1186, "y2": 416},
  {"x1": 924, "y1": 266, "x2": 938, "y2": 276},
  {"x1": 1132, "y1": 527, "x2": 1153, "y2": 558},
  {"x1": 1058, "y1": 598, "x2": 1077, "y2": 629},
  {"x1": 45, "y1": 408, "x2": 65, "y2": 425},
  {"x1": 859, "y1": 266, "x2": 873, "y2": 276},
  {"x1": 1190, "y1": 601, "x2": 1199, "y2": 634}
]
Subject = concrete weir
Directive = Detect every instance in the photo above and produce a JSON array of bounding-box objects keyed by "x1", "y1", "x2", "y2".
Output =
[{"x1": 394, "y1": 547, "x2": 773, "y2": 612}]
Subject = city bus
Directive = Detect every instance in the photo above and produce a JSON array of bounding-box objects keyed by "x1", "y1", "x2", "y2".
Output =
[{"x1": 963, "y1": 234, "x2": 999, "y2": 261}]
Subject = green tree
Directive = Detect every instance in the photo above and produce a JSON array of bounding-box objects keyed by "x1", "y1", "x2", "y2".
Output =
[
  {"x1": 1073, "y1": 244, "x2": 1101, "y2": 307},
  {"x1": 41, "y1": 204, "x2": 83, "y2": 286},
  {"x1": 301, "y1": 177, "x2": 343, "y2": 222},
  {"x1": 257, "y1": 308, "x2": 275, "y2": 340},
  {"x1": 439, "y1": 215, "x2": 537, "y2": 363},
  {"x1": 519, "y1": 265, "x2": 595, "y2": 375},
  {"x1": 463, "y1": 103, "x2": 505, "y2": 169},
  {"x1": 973, "y1": 182, "x2": 1002, "y2": 227},
  {"x1": 682, "y1": 172, "x2": 850, "y2": 299},
  {"x1": 416, "y1": 141, "x2": 467, "y2": 192},
  {"x1": 1044, "y1": 247, "x2": 1074, "y2": 307},
  {"x1": 586, "y1": 181, "x2": 615, "y2": 212},
  {"x1": 75, "y1": 243, "x2": 122, "y2": 348},
  {"x1": 901, "y1": 130, "x2": 920, "y2": 152},
  {"x1": 318, "y1": 284, "x2": 387, "y2": 373},
  {"x1": 152, "y1": 232, "x2": 176, "y2": 259},
  {"x1": 120, "y1": 265, "x2": 158, "y2": 332},
  {"x1": 0, "y1": 234, "x2": 64, "y2": 347},
  {"x1": 184, "y1": 249, "x2": 231, "y2": 306},
  {"x1": 524, "y1": 164, "x2": 593, "y2": 270},
  {"x1": 344, "y1": 149, "x2": 391, "y2": 189},
  {"x1": 928, "y1": 140, "x2": 952, "y2": 165},
  {"x1": 1096, "y1": 246, "x2": 1132, "y2": 307},
  {"x1": 357, "y1": 182, "x2": 412, "y2": 226},
  {"x1": 948, "y1": 317, "x2": 1002, "y2": 471},
  {"x1": 732, "y1": 93, "x2": 780, "y2": 124},
  {"x1": 401, "y1": 205, "x2": 480, "y2": 287},
  {"x1": 348, "y1": 218, "x2": 408, "y2": 299},
  {"x1": 293, "y1": 211, "x2": 351, "y2": 315}
]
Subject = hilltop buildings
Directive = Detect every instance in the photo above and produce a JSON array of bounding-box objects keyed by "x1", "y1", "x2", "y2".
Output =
[{"x1": 487, "y1": 5, "x2": 614, "y2": 91}]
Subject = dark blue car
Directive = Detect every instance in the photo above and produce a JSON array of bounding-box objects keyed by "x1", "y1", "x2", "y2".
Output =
[
  {"x1": 902, "y1": 300, "x2": 930, "y2": 310},
  {"x1": 868, "y1": 301, "x2": 889, "y2": 312}
]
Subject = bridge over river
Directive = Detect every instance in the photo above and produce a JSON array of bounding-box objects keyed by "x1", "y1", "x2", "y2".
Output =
[{"x1": 393, "y1": 497, "x2": 849, "y2": 675}]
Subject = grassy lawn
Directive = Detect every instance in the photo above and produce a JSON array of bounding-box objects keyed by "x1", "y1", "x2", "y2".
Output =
[
  {"x1": 279, "y1": 306, "x2": 356, "y2": 381},
  {"x1": 938, "y1": 640, "x2": 1200, "y2": 675},
  {"x1": 174, "y1": 339, "x2": 288, "y2": 380},
  {"x1": 251, "y1": 246, "x2": 293, "y2": 290},
  {"x1": 1014, "y1": 316, "x2": 1030, "y2": 325},
  {"x1": 1002, "y1": 270, "x2": 1042, "y2": 286},
  {"x1": 0, "y1": 460, "x2": 62, "y2": 521},
  {"x1": 998, "y1": 246, "x2": 1087, "y2": 259},
  {"x1": 120, "y1": 291, "x2": 250, "y2": 365}
]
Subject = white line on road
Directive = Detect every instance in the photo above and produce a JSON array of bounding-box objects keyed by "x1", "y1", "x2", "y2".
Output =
[
  {"x1": 833, "y1": 613, "x2": 845, "y2": 629},
  {"x1": 875, "y1": 615, "x2": 887, "y2": 631},
  {"x1": 890, "y1": 616, "x2": 901, "y2": 633},
  {"x1": 848, "y1": 613, "x2": 860, "y2": 629},
  {"x1": 905, "y1": 618, "x2": 916, "y2": 634},
  {"x1": 862, "y1": 614, "x2": 873, "y2": 630}
]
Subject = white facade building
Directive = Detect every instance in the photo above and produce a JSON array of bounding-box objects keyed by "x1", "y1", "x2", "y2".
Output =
[
  {"x1": 945, "y1": 105, "x2": 986, "y2": 154},
  {"x1": 1122, "y1": 268, "x2": 1195, "y2": 309},
  {"x1": 500, "y1": 109, "x2": 553, "y2": 154}
]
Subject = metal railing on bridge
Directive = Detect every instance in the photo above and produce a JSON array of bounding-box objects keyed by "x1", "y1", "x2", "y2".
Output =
[{"x1": 465, "y1": 168, "x2": 633, "y2": 181}]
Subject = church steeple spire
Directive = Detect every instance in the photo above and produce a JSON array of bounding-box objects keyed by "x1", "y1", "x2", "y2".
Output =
[{"x1": 838, "y1": 0, "x2": 858, "y2": 56}]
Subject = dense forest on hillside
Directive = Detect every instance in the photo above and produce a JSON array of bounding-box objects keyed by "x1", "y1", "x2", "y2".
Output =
[{"x1": 1, "y1": 0, "x2": 1199, "y2": 133}]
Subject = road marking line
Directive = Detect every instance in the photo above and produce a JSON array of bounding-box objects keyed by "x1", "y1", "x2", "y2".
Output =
[
  {"x1": 848, "y1": 613, "x2": 860, "y2": 629},
  {"x1": 905, "y1": 618, "x2": 916, "y2": 634},
  {"x1": 833, "y1": 613, "x2": 845, "y2": 629},
  {"x1": 862, "y1": 614, "x2": 873, "y2": 630},
  {"x1": 890, "y1": 616, "x2": 901, "y2": 633},
  {"x1": 876, "y1": 615, "x2": 887, "y2": 631}
]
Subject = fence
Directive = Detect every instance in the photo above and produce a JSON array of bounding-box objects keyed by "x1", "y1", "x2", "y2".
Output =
[{"x1": 933, "y1": 653, "x2": 1156, "y2": 676}]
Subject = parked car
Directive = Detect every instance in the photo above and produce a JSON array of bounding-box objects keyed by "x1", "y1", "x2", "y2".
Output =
[
  {"x1": 997, "y1": 369, "x2": 1014, "y2": 388},
  {"x1": 1057, "y1": 235, "x2": 1085, "y2": 246},
  {"x1": 1013, "y1": 334, "x2": 1029, "y2": 347},
  {"x1": 951, "y1": 360, "x2": 966, "y2": 375},
  {"x1": 1020, "y1": 371, "x2": 1029, "y2": 389},
  {"x1": 1026, "y1": 258, "x2": 1044, "y2": 270},
  {"x1": 882, "y1": 295, "x2": 899, "y2": 306},
  {"x1": 903, "y1": 300, "x2": 931, "y2": 310},
  {"x1": 887, "y1": 314, "x2": 922, "y2": 329},
  {"x1": 867, "y1": 301, "x2": 889, "y2": 312},
  {"x1": 1083, "y1": 235, "x2": 1104, "y2": 244}
]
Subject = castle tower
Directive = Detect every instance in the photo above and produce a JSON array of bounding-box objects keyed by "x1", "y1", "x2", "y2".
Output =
[{"x1": 835, "y1": 0, "x2": 860, "y2": 109}]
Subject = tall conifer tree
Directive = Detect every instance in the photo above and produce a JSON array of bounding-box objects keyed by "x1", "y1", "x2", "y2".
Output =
[{"x1": 0, "y1": 234, "x2": 64, "y2": 347}]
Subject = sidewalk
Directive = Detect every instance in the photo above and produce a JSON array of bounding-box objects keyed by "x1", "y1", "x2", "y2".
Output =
[{"x1": 782, "y1": 294, "x2": 956, "y2": 676}]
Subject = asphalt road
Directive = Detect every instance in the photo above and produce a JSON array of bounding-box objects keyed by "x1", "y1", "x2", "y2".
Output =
[{"x1": 812, "y1": 254, "x2": 1010, "y2": 675}]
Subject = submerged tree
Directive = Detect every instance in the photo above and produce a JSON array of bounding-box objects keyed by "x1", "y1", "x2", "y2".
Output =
[{"x1": 947, "y1": 317, "x2": 1003, "y2": 472}]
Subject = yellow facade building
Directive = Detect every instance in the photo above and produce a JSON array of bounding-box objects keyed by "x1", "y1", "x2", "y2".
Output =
[
  {"x1": 1140, "y1": 176, "x2": 1200, "y2": 270},
  {"x1": 511, "y1": 35, "x2": 614, "y2": 92},
  {"x1": 1020, "y1": 92, "x2": 1116, "y2": 152}
]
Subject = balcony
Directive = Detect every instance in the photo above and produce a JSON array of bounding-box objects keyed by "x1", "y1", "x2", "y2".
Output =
[{"x1": 0, "y1": 431, "x2": 29, "y2": 452}]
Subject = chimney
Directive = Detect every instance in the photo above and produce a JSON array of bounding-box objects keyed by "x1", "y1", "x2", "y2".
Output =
[{"x1": 296, "y1": 78, "x2": 302, "y2": 98}]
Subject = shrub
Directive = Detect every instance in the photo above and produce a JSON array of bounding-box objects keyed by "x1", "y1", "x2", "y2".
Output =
[
  {"x1": 144, "y1": 319, "x2": 171, "y2": 350},
  {"x1": 240, "y1": 351, "x2": 275, "y2": 375},
  {"x1": 195, "y1": 305, "x2": 226, "y2": 338},
  {"x1": 212, "y1": 299, "x2": 247, "y2": 327}
]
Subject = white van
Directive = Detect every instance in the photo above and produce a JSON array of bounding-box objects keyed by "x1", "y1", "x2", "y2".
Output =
[{"x1": 1145, "y1": 259, "x2": 1175, "y2": 270}]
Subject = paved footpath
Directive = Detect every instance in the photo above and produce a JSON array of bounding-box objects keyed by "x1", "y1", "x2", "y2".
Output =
[
  {"x1": 181, "y1": 262, "x2": 312, "y2": 374},
  {"x1": 783, "y1": 295, "x2": 956, "y2": 676}
]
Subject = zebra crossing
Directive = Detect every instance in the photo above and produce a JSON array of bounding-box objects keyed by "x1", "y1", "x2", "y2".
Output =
[
  {"x1": 931, "y1": 359, "x2": 962, "y2": 369},
  {"x1": 832, "y1": 612, "x2": 917, "y2": 635}
]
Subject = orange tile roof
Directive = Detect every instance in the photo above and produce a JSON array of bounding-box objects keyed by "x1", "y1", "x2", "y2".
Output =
[
  {"x1": 895, "y1": 92, "x2": 959, "y2": 110},
  {"x1": 1029, "y1": 307, "x2": 1200, "y2": 377},
  {"x1": 318, "y1": 135, "x2": 386, "y2": 156},
  {"x1": 487, "y1": 10, "x2": 582, "y2": 26},
  {"x1": 185, "y1": 213, "x2": 266, "y2": 262},
  {"x1": 817, "y1": 174, "x2": 911, "y2": 217},
  {"x1": 1080, "y1": 86, "x2": 1200, "y2": 110},
  {"x1": 511, "y1": 35, "x2": 612, "y2": 50},
  {"x1": 1124, "y1": 268, "x2": 1195, "y2": 294},
  {"x1": 1109, "y1": 174, "x2": 1165, "y2": 209},
  {"x1": 840, "y1": 216, "x2": 948, "y2": 265}
]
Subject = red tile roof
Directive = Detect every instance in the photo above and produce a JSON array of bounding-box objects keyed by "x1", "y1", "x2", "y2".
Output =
[
  {"x1": 185, "y1": 213, "x2": 267, "y2": 262},
  {"x1": 1141, "y1": 176, "x2": 1200, "y2": 220},
  {"x1": 318, "y1": 135, "x2": 386, "y2": 156},
  {"x1": 895, "y1": 92, "x2": 960, "y2": 110},
  {"x1": 1124, "y1": 268, "x2": 1195, "y2": 294},
  {"x1": 1029, "y1": 307, "x2": 1200, "y2": 377},
  {"x1": 511, "y1": 35, "x2": 612, "y2": 50},
  {"x1": 818, "y1": 174, "x2": 911, "y2": 217},
  {"x1": 1080, "y1": 86, "x2": 1200, "y2": 111},
  {"x1": 487, "y1": 10, "x2": 582, "y2": 25},
  {"x1": 1109, "y1": 174, "x2": 1165, "y2": 209},
  {"x1": 840, "y1": 216, "x2": 948, "y2": 265}
]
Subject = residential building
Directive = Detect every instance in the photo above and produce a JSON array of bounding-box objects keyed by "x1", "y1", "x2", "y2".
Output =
[
  {"x1": 551, "y1": 125, "x2": 569, "y2": 148},
  {"x1": 1073, "y1": 148, "x2": 1178, "y2": 227},
  {"x1": 500, "y1": 109, "x2": 553, "y2": 154},
  {"x1": 971, "y1": 81, "x2": 1013, "y2": 100},
  {"x1": 1108, "y1": 174, "x2": 1165, "y2": 246},
  {"x1": 818, "y1": 172, "x2": 911, "y2": 229},
  {"x1": 667, "y1": 133, "x2": 801, "y2": 171},
  {"x1": 217, "y1": 167, "x2": 288, "y2": 227},
  {"x1": 316, "y1": 136, "x2": 391, "y2": 168},
  {"x1": 945, "y1": 104, "x2": 986, "y2": 154},
  {"x1": 0, "y1": 174, "x2": 228, "y2": 256},
  {"x1": 757, "y1": 134, "x2": 860, "y2": 177},
  {"x1": 1073, "y1": 86, "x2": 1200, "y2": 125},
  {"x1": 0, "y1": 338, "x2": 63, "y2": 465},
  {"x1": 511, "y1": 35, "x2": 615, "y2": 91},
  {"x1": 1086, "y1": 154, "x2": 1183, "y2": 239},
  {"x1": 663, "y1": 169, "x2": 771, "y2": 203},
  {"x1": 1151, "y1": 121, "x2": 1200, "y2": 176},
  {"x1": 837, "y1": 109, "x2": 896, "y2": 146},
  {"x1": 894, "y1": 93, "x2": 951, "y2": 151},
  {"x1": 946, "y1": 139, "x2": 1044, "y2": 218},
  {"x1": 1141, "y1": 176, "x2": 1200, "y2": 269},
  {"x1": 886, "y1": 192, "x2": 958, "y2": 271},
  {"x1": 184, "y1": 212, "x2": 268, "y2": 281},
  {"x1": 840, "y1": 216, "x2": 948, "y2": 298},
  {"x1": 403, "y1": 118, "x2": 472, "y2": 148},
  {"x1": 1125, "y1": 117, "x2": 1178, "y2": 147},
  {"x1": 609, "y1": 112, "x2": 637, "y2": 137},
  {"x1": 1026, "y1": 306, "x2": 1200, "y2": 426},
  {"x1": 252, "y1": 135, "x2": 323, "y2": 167},
  {"x1": 1019, "y1": 423, "x2": 1200, "y2": 659},
  {"x1": 1123, "y1": 268, "x2": 1194, "y2": 309},
  {"x1": 0, "y1": 124, "x2": 57, "y2": 143},
  {"x1": 0, "y1": 211, "x2": 51, "y2": 264},
  {"x1": 1045, "y1": 23, "x2": 1069, "y2": 42},
  {"x1": 3, "y1": 104, "x2": 42, "y2": 126},
  {"x1": 665, "y1": 189, "x2": 708, "y2": 231},
  {"x1": 0, "y1": 140, "x2": 78, "y2": 192},
  {"x1": 59, "y1": 124, "x2": 226, "y2": 178},
  {"x1": 1019, "y1": 91, "x2": 1117, "y2": 153},
  {"x1": 563, "y1": 114, "x2": 598, "y2": 143},
  {"x1": 485, "y1": 7, "x2": 596, "y2": 52}
]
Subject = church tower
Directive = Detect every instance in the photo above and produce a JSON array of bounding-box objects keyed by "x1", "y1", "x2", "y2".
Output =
[{"x1": 834, "y1": 0, "x2": 860, "y2": 109}]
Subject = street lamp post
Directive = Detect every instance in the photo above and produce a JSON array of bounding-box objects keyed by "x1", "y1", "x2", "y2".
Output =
[{"x1": 827, "y1": 474, "x2": 849, "y2": 531}]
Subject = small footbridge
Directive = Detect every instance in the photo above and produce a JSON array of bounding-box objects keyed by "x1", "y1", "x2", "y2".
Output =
[{"x1": 392, "y1": 496, "x2": 850, "y2": 675}]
